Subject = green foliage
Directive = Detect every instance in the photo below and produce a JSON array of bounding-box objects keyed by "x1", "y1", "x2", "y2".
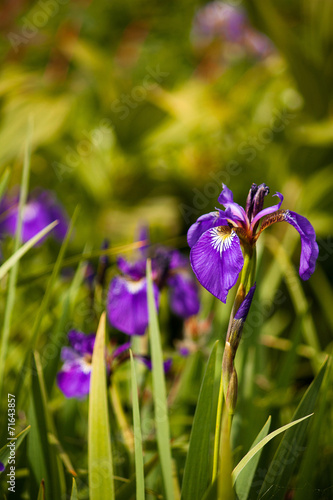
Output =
[{"x1": 0, "y1": 1, "x2": 332, "y2": 498}]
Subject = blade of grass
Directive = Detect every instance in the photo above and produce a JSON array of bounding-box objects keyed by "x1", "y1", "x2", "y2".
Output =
[
  {"x1": 116, "y1": 455, "x2": 159, "y2": 500},
  {"x1": 146, "y1": 259, "x2": 175, "y2": 500},
  {"x1": 88, "y1": 312, "x2": 114, "y2": 500},
  {"x1": 37, "y1": 480, "x2": 45, "y2": 500},
  {"x1": 129, "y1": 350, "x2": 145, "y2": 500},
  {"x1": 293, "y1": 355, "x2": 332, "y2": 500},
  {"x1": 0, "y1": 167, "x2": 10, "y2": 202},
  {"x1": 234, "y1": 417, "x2": 271, "y2": 500},
  {"x1": 0, "y1": 220, "x2": 59, "y2": 280},
  {"x1": 70, "y1": 478, "x2": 78, "y2": 500},
  {"x1": 181, "y1": 341, "x2": 218, "y2": 500},
  {"x1": 0, "y1": 425, "x2": 31, "y2": 467},
  {"x1": 15, "y1": 205, "x2": 79, "y2": 402},
  {"x1": 27, "y1": 352, "x2": 65, "y2": 500},
  {"x1": 218, "y1": 409, "x2": 234, "y2": 500},
  {"x1": 0, "y1": 124, "x2": 31, "y2": 400},
  {"x1": 258, "y1": 358, "x2": 328, "y2": 498}
]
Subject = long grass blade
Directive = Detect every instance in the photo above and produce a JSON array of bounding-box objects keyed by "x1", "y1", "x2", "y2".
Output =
[
  {"x1": 88, "y1": 312, "x2": 114, "y2": 500},
  {"x1": 0, "y1": 123, "x2": 31, "y2": 399},
  {"x1": 129, "y1": 350, "x2": 145, "y2": 500},
  {"x1": 146, "y1": 259, "x2": 175, "y2": 500}
]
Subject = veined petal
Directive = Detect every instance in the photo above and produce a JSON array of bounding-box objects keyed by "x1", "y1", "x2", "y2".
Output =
[
  {"x1": 107, "y1": 275, "x2": 159, "y2": 335},
  {"x1": 167, "y1": 271, "x2": 200, "y2": 317},
  {"x1": 251, "y1": 192, "x2": 284, "y2": 228},
  {"x1": 218, "y1": 184, "x2": 247, "y2": 223},
  {"x1": 256, "y1": 209, "x2": 318, "y2": 280},
  {"x1": 57, "y1": 359, "x2": 92, "y2": 399},
  {"x1": 187, "y1": 210, "x2": 229, "y2": 248},
  {"x1": 190, "y1": 226, "x2": 244, "y2": 303},
  {"x1": 283, "y1": 210, "x2": 318, "y2": 280}
]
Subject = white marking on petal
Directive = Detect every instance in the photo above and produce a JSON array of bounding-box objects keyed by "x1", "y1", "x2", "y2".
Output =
[
  {"x1": 125, "y1": 278, "x2": 145, "y2": 293},
  {"x1": 210, "y1": 228, "x2": 235, "y2": 256}
]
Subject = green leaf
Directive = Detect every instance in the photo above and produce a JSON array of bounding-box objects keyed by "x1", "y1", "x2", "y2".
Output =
[
  {"x1": 146, "y1": 259, "x2": 175, "y2": 500},
  {"x1": 0, "y1": 425, "x2": 31, "y2": 467},
  {"x1": 0, "y1": 220, "x2": 59, "y2": 280},
  {"x1": 27, "y1": 352, "x2": 65, "y2": 500},
  {"x1": 0, "y1": 123, "x2": 31, "y2": 399},
  {"x1": 181, "y1": 341, "x2": 218, "y2": 500},
  {"x1": 0, "y1": 167, "x2": 10, "y2": 202},
  {"x1": 232, "y1": 414, "x2": 313, "y2": 485},
  {"x1": 37, "y1": 480, "x2": 45, "y2": 500},
  {"x1": 88, "y1": 312, "x2": 114, "y2": 500},
  {"x1": 234, "y1": 417, "x2": 271, "y2": 500},
  {"x1": 293, "y1": 356, "x2": 332, "y2": 500},
  {"x1": 116, "y1": 455, "x2": 158, "y2": 500},
  {"x1": 218, "y1": 410, "x2": 235, "y2": 500},
  {"x1": 129, "y1": 350, "x2": 145, "y2": 500},
  {"x1": 70, "y1": 478, "x2": 78, "y2": 500},
  {"x1": 258, "y1": 358, "x2": 328, "y2": 498}
]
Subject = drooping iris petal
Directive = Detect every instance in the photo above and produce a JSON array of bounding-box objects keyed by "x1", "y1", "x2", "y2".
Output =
[
  {"x1": 57, "y1": 358, "x2": 92, "y2": 398},
  {"x1": 251, "y1": 192, "x2": 284, "y2": 228},
  {"x1": 68, "y1": 330, "x2": 95, "y2": 357},
  {"x1": 107, "y1": 276, "x2": 159, "y2": 335},
  {"x1": 218, "y1": 184, "x2": 247, "y2": 223},
  {"x1": 167, "y1": 271, "x2": 200, "y2": 317},
  {"x1": 283, "y1": 210, "x2": 319, "y2": 280},
  {"x1": 187, "y1": 210, "x2": 229, "y2": 248},
  {"x1": 190, "y1": 226, "x2": 244, "y2": 303}
]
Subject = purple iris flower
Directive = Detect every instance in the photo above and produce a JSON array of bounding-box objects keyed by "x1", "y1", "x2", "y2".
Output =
[
  {"x1": 192, "y1": 1, "x2": 273, "y2": 58},
  {"x1": 107, "y1": 235, "x2": 200, "y2": 336},
  {"x1": 0, "y1": 189, "x2": 68, "y2": 243},
  {"x1": 57, "y1": 329, "x2": 171, "y2": 398},
  {"x1": 188, "y1": 183, "x2": 319, "y2": 303},
  {"x1": 57, "y1": 330, "x2": 96, "y2": 399},
  {"x1": 0, "y1": 462, "x2": 4, "y2": 473}
]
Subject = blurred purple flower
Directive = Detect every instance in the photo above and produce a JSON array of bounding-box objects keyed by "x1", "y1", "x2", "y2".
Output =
[
  {"x1": 107, "y1": 231, "x2": 200, "y2": 336},
  {"x1": 0, "y1": 462, "x2": 4, "y2": 473},
  {"x1": 57, "y1": 329, "x2": 171, "y2": 398},
  {"x1": 188, "y1": 183, "x2": 318, "y2": 303},
  {"x1": 0, "y1": 189, "x2": 68, "y2": 244},
  {"x1": 192, "y1": 1, "x2": 273, "y2": 59}
]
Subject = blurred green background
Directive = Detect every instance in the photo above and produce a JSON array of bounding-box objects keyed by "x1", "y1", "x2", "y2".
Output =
[{"x1": 0, "y1": 0, "x2": 333, "y2": 498}]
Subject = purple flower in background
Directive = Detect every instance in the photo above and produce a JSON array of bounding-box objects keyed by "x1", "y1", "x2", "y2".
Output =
[
  {"x1": 0, "y1": 189, "x2": 68, "y2": 244},
  {"x1": 57, "y1": 330, "x2": 96, "y2": 399},
  {"x1": 0, "y1": 462, "x2": 4, "y2": 473},
  {"x1": 188, "y1": 183, "x2": 318, "y2": 303},
  {"x1": 192, "y1": 1, "x2": 273, "y2": 59},
  {"x1": 107, "y1": 231, "x2": 200, "y2": 336},
  {"x1": 57, "y1": 329, "x2": 171, "y2": 398}
]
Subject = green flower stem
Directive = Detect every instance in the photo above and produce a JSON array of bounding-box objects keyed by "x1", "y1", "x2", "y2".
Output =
[{"x1": 212, "y1": 246, "x2": 257, "y2": 483}]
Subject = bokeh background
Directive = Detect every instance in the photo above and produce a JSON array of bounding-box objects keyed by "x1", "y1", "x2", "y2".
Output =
[{"x1": 0, "y1": 0, "x2": 333, "y2": 498}]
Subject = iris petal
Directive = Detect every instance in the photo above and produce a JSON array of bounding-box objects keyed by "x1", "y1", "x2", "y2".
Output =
[
  {"x1": 167, "y1": 271, "x2": 200, "y2": 317},
  {"x1": 57, "y1": 359, "x2": 91, "y2": 398},
  {"x1": 190, "y1": 226, "x2": 244, "y2": 303},
  {"x1": 283, "y1": 210, "x2": 319, "y2": 280},
  {"x1": 187, "y1": 210, "x2": 229, "y2": 248},
  {"x1": 251, "y1": 192, "x2": 284, "y2": 228},
  {"x1": 107, "y1": 275, "x2": 159, "y2": 335},
  {"x1": 218, "y1": 184, "x2": 247, "y2": 223}
]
